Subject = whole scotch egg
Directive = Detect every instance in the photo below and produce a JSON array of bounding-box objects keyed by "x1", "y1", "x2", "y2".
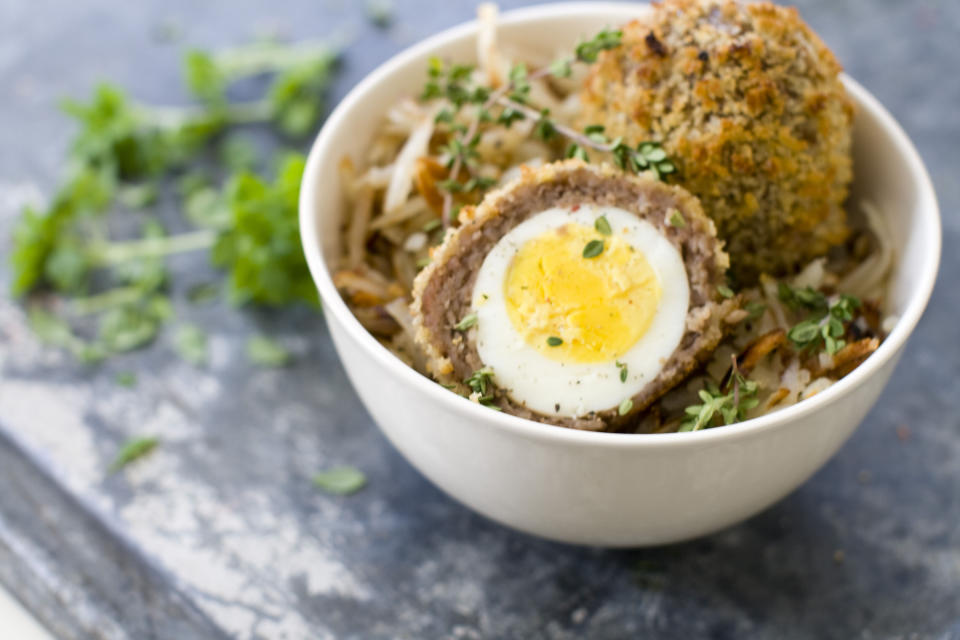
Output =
[{"x1": 411, "y1": 160, "x2": 736, "y2": 431}]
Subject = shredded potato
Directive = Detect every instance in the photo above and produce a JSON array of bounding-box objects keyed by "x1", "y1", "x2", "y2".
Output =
[{"x1": 332, "y1": 5, "x2": 892, "y2": 433}]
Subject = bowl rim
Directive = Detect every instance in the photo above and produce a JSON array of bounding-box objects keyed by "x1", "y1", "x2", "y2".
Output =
[{"x1": 299, "y1": 2, "x2": 942, "y2": 450}]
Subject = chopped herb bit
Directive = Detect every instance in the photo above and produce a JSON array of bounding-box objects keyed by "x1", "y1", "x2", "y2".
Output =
[
  {"x1": 464, "y1": 367, "x2": 497, "y2": 406},
  {"x1": 778, "y1": 283, "x2": 828, "y2": 314},
  {"x1": 98, "y1": 298, "x2": 170, "y2": 353},
  {"x1": 566, "y1": 143, "x2": 589, "y2": 162},
  {"x1": 668, "y1": 209, "x2": 686, "y2": 228},
  {"x1": 454, "y1": 312, "x2": 478, "y2": 331},
  {"x1": 118, "y1": 183, "x2": 158, "y2": 208},
  {"x1": 549, "y1": 57, "x2": 573, "y2": 78},
  {"x1": 423, "y1": 218, "x2": 442, "y2": 232},
  {"x1": 575, "y1": 29, "x2": 623, "y2": 63},
  {"x1": 109, "y1": 436, "x2": 159, "y2": 473},
  {"x1": 616, "y1": 360, "x2": 628, "y2": 382},
  {"x1": 246, "y1": 335, "x2": 290, "y2": 367},
  {"x1": 186, "y1": 282, "x2": 219, "y2": 304},
  {"x1": 594, "y1": 215, "x2": 612, "y2": 236},
  {"x1": 547, "y1": 336, "x2": 563, "y2": 347},
  {"x1": 610, "y1": 140, "x2": 676, "y2": 180},
  {"x1": 172, "y1": 324, "x2": 207, "y2": 366},
  {"x1": 313, "y1": 466, "x2": 366, "y2": 495},
  {"x1": 28, "y1": 307, "x2": 106, "y2": 363},
  {"x1": 582, "y1": 239, "x2": 604, "y2": 259},
  {"x1": 718, "y1": 285, "x2": 735, "y2": 299},
  {"x1": 744, "y1": 301, "x2": 767, "y2": 320},
  {"x1": 788, "y1": 320, "x2": 821, "y2": 346},
  {"x1": 364, "y1": 0, "x2": 394, "y2": 28},
  {"x1": 533, "y1": 108, "x2": 556, "y2": 141},
  {"x1": 115, "y1": 371, "x2": 137, "y2": 387},
  {"x1": 618, "y1": 398, "x2": 634, "y2": 416}
]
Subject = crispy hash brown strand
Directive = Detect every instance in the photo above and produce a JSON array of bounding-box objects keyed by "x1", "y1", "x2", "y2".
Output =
[
  {"x1": 411, "y1": 160, "x2": 738, "y2": 432},
  {"x1": 580, "y1": 0, "x2": 854, "y2": 283}
]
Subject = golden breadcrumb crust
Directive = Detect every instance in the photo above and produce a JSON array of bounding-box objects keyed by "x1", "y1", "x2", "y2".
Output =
[{"x1": 579, "y1": 0, "x2": 854, "y2": 283}]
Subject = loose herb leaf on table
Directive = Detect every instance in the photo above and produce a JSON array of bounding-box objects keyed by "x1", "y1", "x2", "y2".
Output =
[
  {"x1": 313, "y1": 466, "x2": 367, "y2": 495},
  {"x1": 109, "y1": 436, "x2": 160, "y2": 473}
]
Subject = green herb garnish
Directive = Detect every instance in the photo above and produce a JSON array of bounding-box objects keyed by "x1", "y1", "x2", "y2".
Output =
[
  {"x1": 172, "y1": 324, "x2": 207, "y2": 366},
  {"x1": 594, "y1": 215, "x2": 612, "y2": 236},
  {"x1": 12, "y1": 38, "x2": 337, "y2": 363},
  {"x1": 109, "y1": 436, "x2": 159, "y2": 473},
  {"x1": 246, "y1": 335, "x2": 291, "y2": 367},
  {"x1": 420, "y1": 27, "x2": 668, "y2": 225},
  {"x1": 582, "y1": 239, "x2": 605, "y2": 259},
  {"x1": 115, "y1": 371, "x2": 137, "y2": 387},
  {"x1": 454, "y1": 312, "x2": 478, "y2": 331},
  {"x1": 744, "y1": 301, "x2": 766, "y2": 320},
  {"x1": 575, "y1": 29, "x2": 623, "y2": 63},
  {"x1": 465, "y1": 367, "x2": 495, "y2": 396},
  {"x1": 616, "y1": 360, "x2": 628, "y2": 383},
  {"x1": 618, "y1": 398, "x2": 634, "y2": 416},
  {"x1": 679, "y1": 370, "x2": 759, "y2": 432},
  {"x1": 780, "y1": 284, "x2": 861, "y2": 355},
  {"x1": 364, "y1": 0, "x2": 394, "y2": 28},
  {"x1": 668, "y1": 209, "x2": 686, "y2": 228},
  {"x1": 186, "y1": 282, "x2": 219, "y2": 304},
  {"x1": 313, "y1": 466, "x2": 367, "y2": 495},
  {"x1": 464, "y1": 367, "x2": 499, "y2": 408},
  {"x1": 547, "y1": 336, "x2": 563, "y2": 347},
  {"x1": 718, "y1": 285, "x2": 735, "y2": 299}
]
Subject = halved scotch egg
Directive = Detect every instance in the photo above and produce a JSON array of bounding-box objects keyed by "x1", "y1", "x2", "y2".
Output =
[{"x1": 411, "y1": 160, "x2": 736, "y2": 431}]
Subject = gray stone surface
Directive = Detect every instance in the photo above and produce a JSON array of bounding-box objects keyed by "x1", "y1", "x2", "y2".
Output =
[{"x1": 0, "y1": 0, "x2": 957, "y2": 638}]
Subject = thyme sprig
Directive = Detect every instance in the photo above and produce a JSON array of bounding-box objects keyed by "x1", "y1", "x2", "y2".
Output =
[
  {"x1": 424, "y1": 29, "x2": 675, "y2": 225},
  {"x1": 779, "y1": 283, "x2": 861, "y2": 355},
  {"x1": 679, "y1": 356, "x2": 759, "y2": 432}
]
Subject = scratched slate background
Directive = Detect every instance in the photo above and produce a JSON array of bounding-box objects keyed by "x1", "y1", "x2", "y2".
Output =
[{"x1": 0, "y1": 0, "x2": 958, "y2": 638}]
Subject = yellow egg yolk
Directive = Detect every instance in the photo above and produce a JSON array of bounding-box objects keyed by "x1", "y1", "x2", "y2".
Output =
[{"x1": 503, "y1": 223, "x2": 661, "y2": 363}]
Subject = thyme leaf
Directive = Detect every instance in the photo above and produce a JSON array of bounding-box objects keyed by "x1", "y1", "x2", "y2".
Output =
[
  {"x1": 455, "y1": 312, "x2": 478, "y2": 331},
  {"x1": 582, "y1": 239, "x2": 604, "y2": 259}
]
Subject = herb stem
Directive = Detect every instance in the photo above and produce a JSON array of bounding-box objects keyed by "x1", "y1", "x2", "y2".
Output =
[
  {"x1": 93, "y1": 229, "x2": 217, "y2": 266},
  {"x1": 135, "y1": 99, "x2": 274, "y2": 129},
  {"x1": 730, "y1": 354, "x2": 741, "y2": 411},
  {"x1": 496, "y1": 96, "x2": 617, "y2": 154},
  {"x1": 210, "y1": 40, "x2": 337, "y2": 77},
  {"x1": 440, "y1": 65, "x2": 558, "y2": 226},
  {"x1": 70, "y1": 286, "x2": 146, "y2": 315}
]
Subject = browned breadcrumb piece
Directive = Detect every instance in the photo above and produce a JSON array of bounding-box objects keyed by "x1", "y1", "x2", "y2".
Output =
[
  {"x1": 411, "y1": 159, "x2": 736, "y2": 432},
  {"x1": 579, "y1": 0, "x2": 854, "y2": 283}
]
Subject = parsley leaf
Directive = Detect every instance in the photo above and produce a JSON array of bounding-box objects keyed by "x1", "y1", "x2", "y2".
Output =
[{"x1": 212, "y1": 154, "x2": 318, "y2": 307}]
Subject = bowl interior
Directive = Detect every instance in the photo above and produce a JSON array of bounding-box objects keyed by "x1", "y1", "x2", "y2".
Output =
[{"x1": 300, "y1": 2, "x2": 940, "y2": 440}]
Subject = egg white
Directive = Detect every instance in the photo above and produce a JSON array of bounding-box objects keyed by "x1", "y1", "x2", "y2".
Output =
[{"x1": 471, "y1": 205, "x2": 689, "y2": 418}]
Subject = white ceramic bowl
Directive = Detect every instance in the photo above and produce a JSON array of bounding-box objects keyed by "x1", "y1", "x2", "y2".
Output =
[{"x1": 300, "y1": 3, "x2": 941, "y2": 546}]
